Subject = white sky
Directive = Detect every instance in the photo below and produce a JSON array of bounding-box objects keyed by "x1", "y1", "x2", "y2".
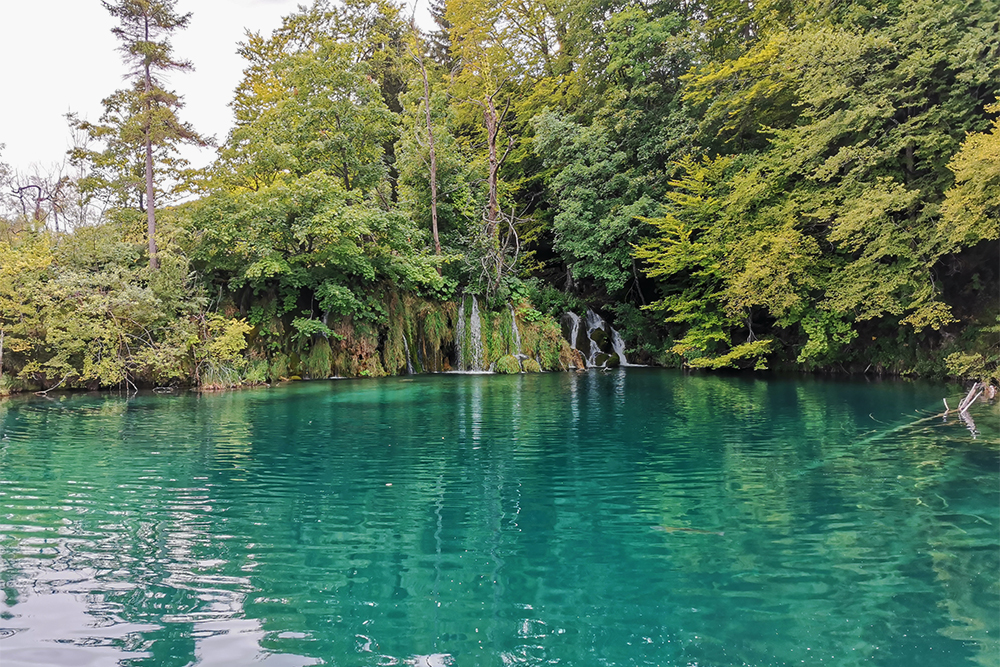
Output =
[{"x1": 0, "y1": 0, "x2": 430, "y2": 177}]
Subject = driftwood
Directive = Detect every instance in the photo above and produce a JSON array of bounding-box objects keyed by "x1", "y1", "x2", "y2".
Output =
[
  {"x1": 942, "y1": 381, "x2": 992, "y2": 416},
  {"x1": 958, "y1": 382, "x2": 983, "y2": 413},
  {"x1": 859, "y1": 382, "x2": 992, "y2": 445},
  {"x1": 34, "y1": 374, "x2": 71, "y2": 396},
  {"x1": 938, "y1": 381, "x2": 991, "y2": 438}
]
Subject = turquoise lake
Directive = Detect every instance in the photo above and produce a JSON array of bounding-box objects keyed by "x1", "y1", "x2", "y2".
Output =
[{"x1": 0, "y1": 369, "x2": 997, "y2": 666}]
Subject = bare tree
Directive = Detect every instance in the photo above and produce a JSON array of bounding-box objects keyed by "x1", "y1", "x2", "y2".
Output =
[
  {"x1": 408, "y1": 43, "x2": 443, "y2": 263},
  {"x1": 4, "y1": 163, "x2": 73, "y2": 231}
]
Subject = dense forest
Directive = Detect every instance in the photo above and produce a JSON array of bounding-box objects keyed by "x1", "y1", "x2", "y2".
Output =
[{"x1": 0, "y1": 0, "x2": 997, "y2": 393}]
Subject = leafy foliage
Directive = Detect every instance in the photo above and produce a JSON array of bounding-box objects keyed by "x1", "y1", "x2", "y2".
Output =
[
  {"x1": 5, "y1": 0, "x2": 998, "y2": 390},
  {"x1": 636, "y1": 0, "x2": 999, "y2": 372},
  {"x1": 0, "y1": 224, "x2": 253, "y2": 392}
]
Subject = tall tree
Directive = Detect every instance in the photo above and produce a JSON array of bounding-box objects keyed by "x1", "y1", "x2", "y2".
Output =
[
  {"x1": 445, "y1": 0, "x2": 531, "y2": 295},
  {"x1": 397, "y1": 40, "x2": 480, "y2": 270},
  {"x1": 640, "y1": 0, "x2": 1000, "y2": 369},
  {"x1": 407, "y1": 41, "x2": 443, "y2": 260},
  {"x1": 199, "y1": 11, "x2": 441, "y2": 342},
  {"x1": 102, "y1": 0, "x2": 205, "y2": 270}
]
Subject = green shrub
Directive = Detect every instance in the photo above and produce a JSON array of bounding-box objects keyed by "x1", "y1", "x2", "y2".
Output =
[
  {"x1": 244, "y1": 359, "x2": 269, "y2": 385},
  {"x1": 301, "y1": 338, "x2": 334, "y2": 378},
  {"x1": 495, "y1": 355, "x2": 522, "y2": 374},
  {"x1": 268, "y1": 352, "x2": 290, "y2": 381}
]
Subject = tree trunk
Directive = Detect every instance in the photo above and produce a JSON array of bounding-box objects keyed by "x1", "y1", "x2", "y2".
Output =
[
  {"x1": 0, "y1": 329, "x2": 5, "y2": 389},
  {"x1": 419, "y1": 57, "x2": 442, "y2": 264},
  {"x1": 484, "y1": 95, "x2": 500, "y2": 243},
  {"x1": 143, "y1": 16, "x2": 158, "y2": 271},
  {"x1": 145, "y1": 132, "x2": 157, "y2": 270}
]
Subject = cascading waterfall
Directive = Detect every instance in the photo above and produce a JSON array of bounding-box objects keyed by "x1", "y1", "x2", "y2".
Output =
[
  {"x1": 610, "y1": 328, "x2": 629, "y2": 367},
  {"x1": 402, "y1": 334, "x2": 415, "y2": 375},
  {"x1": 509, "y1": 305, "x2": 522, "y2": 356},
  {"x1": 561, "y1": 308, "x2": 630, "y2": 368},
  {"x1": 564, "y1": 311, "x2": 582, "y2": 351},
  {"x1": 456, "y1": 297, "x2": 466, "y2": 369},
  {"x1": 468, "y1": 296, "x2": 484, "y2": 371},
  {"x1": 584, "y1": 309, "x2": 606, "y2": 367},
  {"x1": 454, "y1": 294, "x2": 487, "y2": 371}
]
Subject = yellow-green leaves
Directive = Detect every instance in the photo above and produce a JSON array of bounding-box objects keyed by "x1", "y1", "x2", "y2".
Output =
[
  {"x1": 940, "y1": 101, "x2": 1000, "y2": 251},
  {"x1": 646, "y1": 0, "x2": 998, "y2": 374},
  {"x1": 0, "y1": 232, "x2": 53, "y2": 390}
]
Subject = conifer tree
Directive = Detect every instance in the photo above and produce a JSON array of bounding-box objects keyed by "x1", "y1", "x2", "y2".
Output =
[{"x1": 102, "y1": 0, "x2": 205, "y2": 270}]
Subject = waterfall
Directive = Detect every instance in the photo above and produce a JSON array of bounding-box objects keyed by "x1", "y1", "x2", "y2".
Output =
[
  {"x1": 402, "y1": 334, "x2": 415, "y2": 375},
  {"x1": 454, "y1": 294, "x2": 486, "y2": 371},
  {"x1": 611, "y1": 328, "x2": 629, "y2": 367},
  {"x1": 584, "y1": 309, "x2": 606, "y2": 367},
  {"x1": 561, "y1": 308, "x2": 631, "y2": 368},
  {"x1": 469, "y1": 296, "x2": 484, "y2": 371},
  {"x1": 509, "y1": 305, "x2": 522, "y2": 355},
  {"x1": 563, "y1": 311, "x2": 581, "y2": 351},
  {"x1": 456, "y1": 297, "x2": 466, "y2": 369}
]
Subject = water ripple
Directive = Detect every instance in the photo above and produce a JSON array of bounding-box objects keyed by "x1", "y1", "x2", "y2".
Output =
[{"x1": 0, "y1": 374, "x2": 996, "y2": 666}]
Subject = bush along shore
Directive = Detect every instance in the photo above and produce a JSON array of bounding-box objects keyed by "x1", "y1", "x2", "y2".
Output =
[
  {"x1": 0, "y1": 223, "x2": 575, "y2": 394},
  {"x1": 2, "y1": 0, "x2": 997, "y2": 395}
]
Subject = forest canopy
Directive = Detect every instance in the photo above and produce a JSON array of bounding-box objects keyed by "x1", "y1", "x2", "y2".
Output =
[{"x1": 1, "y1": 0, "x2": 997, "y2": 393}]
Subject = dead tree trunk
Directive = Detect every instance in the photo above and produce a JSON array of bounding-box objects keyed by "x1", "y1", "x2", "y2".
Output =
[
  {"x1": 418, "y1": 56, "x2": 442, "y2": 263},
  {"x1": 143, "y1": 17, "x2": 158, "y2": 271},
  {"x1": 484, "y1": 94, "x2": 501, "y2": 243},
  {"x1": 958, "y1": 382, "x2": 983, "y2": 413}
]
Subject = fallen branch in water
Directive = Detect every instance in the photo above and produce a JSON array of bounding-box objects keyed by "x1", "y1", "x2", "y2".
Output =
[
  {"x1": 34, "y1": 374, "x2": 70, "y2": 396},
  {"x1": 959, "y1": 382, "x2": 983, "y2": 413},
  {"x1": 854, "y1": 381, "x2": 994, "y2": 446}
]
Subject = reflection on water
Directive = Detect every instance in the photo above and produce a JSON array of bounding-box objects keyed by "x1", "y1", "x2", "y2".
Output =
[{"x1": 0, "y1": 370, "x2": 997, "y2": 666}]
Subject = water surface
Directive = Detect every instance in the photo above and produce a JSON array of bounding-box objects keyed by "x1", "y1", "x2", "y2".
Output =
[{"x1": 1, "y1": 370, "x2": 997, "y2": 666}]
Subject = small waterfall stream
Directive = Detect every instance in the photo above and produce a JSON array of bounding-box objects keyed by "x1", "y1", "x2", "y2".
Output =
[
  {"x1": 584, "y1": 309, "x2": 605, "y2": 367},
  {"x1": 468, "y1": 296, "x2": 484, "y2": 370},
  {"x1": 402, "y1": 334, "x2": 415, "y2": 375},
  {"x1": 564, "y1": 311, "x2": 581, "y2": 350},
  {"x1": 509, "y1": 305, "x2": 522, "y2": 356},
  {"x1": 456, "y1": 298, "x2": 466, "y2": 369},
  {"x1": 610, "y1": 328, "x2": 629, "y2": 367},
  {"x1": 455, "y1": 294, "x2": 487, "y2": 371}
]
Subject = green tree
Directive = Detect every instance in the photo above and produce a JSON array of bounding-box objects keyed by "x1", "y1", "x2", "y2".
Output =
[
  {"x1": 0, "y1": 219, "x2": 254, "y2": 391},
  {"x1": 444, "y1": 0, "x2": 530, "y2": 294},
  {"x1": 643, "y1": 0, "x2": 1000, "y2": 369},
  {"x1": 533, "y1": 111, "x2": 660, "y2": 300},
  {"x1": 527, "y1": 4, "x2": 699, "y2": 305},
  {"x1": 100, "y1": 0, "x2": 206, "y2": 270},
  {"x1": 939, "y1": 101, "x2": 1000, "y2": 253},
  {"x1": 634, "y1": 155, "x2": 782, "y2": 369},
  {"x1": 0, "y1": 227, "x2": 52, "y2": 392},
  {"x1": 396, "y1": 32, "x2": 485, "y2": 275},
  {"x1": 199, "y1": 14, "x2": 443, "y2": 363}
]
